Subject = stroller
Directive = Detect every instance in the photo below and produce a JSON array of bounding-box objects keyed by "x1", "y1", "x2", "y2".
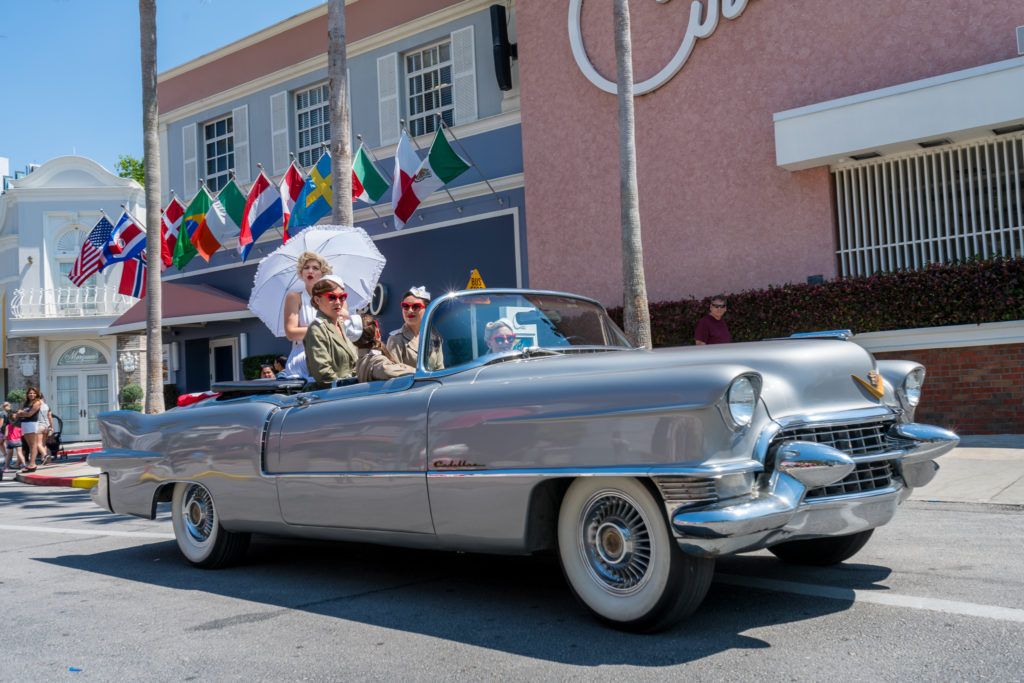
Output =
[{"x1": 45, "y1": 414, "x2": 66, "y2": 463}]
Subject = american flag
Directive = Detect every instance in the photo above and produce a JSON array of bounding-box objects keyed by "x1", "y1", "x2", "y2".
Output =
[{"x1": 68, "y1": 216, "x2": 114, "y2": 286}]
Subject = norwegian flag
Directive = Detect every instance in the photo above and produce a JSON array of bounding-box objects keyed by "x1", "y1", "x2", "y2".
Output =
[
  {"x1": 279, "y1": 161, "x2": 305, "y2": 243},
  {"x1": 118, "y1": 252, "x2": 147, "y2": 299},
  {"x1": 103, "y1": 210, "x2": 147, "y2": 265},
  {"x1": 68, "y1": 215, "x2": 115, "y2": 286},
  {"x1": 161, "y1": 197, "x2": 185, "y2": 270}
]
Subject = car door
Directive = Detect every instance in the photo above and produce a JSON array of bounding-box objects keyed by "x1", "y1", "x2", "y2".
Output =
[{"x1": 270, "y1": 376, "x2": 437, "y2": 533}]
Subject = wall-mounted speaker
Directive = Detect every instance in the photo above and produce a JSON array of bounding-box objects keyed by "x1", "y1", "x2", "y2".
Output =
[{"x1": 490, "y1": 4, "x2": 518, "y2": 91}]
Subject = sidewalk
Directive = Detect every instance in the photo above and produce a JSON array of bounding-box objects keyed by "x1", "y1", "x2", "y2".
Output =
[{"x1": 9, "y1": 436, "x2": 1024, "y2": 504}]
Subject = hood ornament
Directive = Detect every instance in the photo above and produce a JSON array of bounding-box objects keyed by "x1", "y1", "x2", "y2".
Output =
[{"x1": 852, "y1": 370, "x2": 885, "y2": 399}]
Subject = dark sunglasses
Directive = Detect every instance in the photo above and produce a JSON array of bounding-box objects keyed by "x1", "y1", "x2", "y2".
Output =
[
  {"x1": 711, "y1": 303, "x2": 726, "y2": 309},
  {"x1": 401, "y1": 302, "x2": 426, "y2": 311},
  {"x1": 491, "y1": 334, "x2": 516, "y2": 344},
  {"x1": 323, "y1": 292, "x2": 348, "y2": 303}
]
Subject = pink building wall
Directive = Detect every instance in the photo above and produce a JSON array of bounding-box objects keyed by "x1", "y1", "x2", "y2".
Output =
[{"x1": 517, "y1": 1, "x2": 1024, "y2": 306}]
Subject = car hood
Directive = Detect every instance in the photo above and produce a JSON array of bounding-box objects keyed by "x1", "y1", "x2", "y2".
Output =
[{"x1": 468, "y1": 339, "x2": 887, "y2": 420}]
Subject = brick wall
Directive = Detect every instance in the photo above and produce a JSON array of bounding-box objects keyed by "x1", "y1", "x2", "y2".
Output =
[{"x1": 874, "y1": 343, "x2": 1024, "y2": 435}]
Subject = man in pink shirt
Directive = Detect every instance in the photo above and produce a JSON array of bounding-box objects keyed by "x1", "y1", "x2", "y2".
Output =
[{"x1": 695, "y1": 295, "x2": 731, "y2": 345}]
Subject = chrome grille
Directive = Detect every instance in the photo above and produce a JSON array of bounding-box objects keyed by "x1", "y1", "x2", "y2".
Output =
[
  {"x1": 805, "y1": 460, "x2": 897, "y2": 499},
  {"x1": 776, "y1": 419, "x2": 894, "y2": 458},
  {"x1": 653, "y1": 477, "x2": 718, "y2": 507}
]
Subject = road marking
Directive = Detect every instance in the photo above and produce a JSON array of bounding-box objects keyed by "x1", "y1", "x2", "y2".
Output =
[
  {"x1": 0, "y1": 524, "x2": 174, "y2": 539},
  {"x1": 716, "y1": 573, "x2": 1024, "y2": 623}
]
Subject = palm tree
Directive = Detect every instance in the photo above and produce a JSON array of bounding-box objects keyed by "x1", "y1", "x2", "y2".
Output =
[
  {"x1": 613, "y1": 0, "x2": 652, "y2": 349},
  {"x1": 328, "y1": 0, "x2": 353, "y2": 225},
  {"x1": 139, "y1": 0, "x2": 165, "y2": 412}
]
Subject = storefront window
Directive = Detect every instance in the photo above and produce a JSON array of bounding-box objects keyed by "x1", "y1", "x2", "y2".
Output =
[{"x1": 57, "y1": 345, "x2": 107, "y2": 366}]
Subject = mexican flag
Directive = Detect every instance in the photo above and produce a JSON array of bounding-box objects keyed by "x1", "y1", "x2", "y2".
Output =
[
  {"x1": 392, "y1": 128, "x2": 469, "y2": 229},
  {"x1": 205, "y1": 179, "x2": 247, "y2": 245},
  {"x1": 352, "y1": 144, "x2": 389, "y2": 204}
]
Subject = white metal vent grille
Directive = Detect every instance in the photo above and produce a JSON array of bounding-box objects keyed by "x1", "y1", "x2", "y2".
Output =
[{"x1": 833, "y1": 133, "x2": 1024, "y2": 277}]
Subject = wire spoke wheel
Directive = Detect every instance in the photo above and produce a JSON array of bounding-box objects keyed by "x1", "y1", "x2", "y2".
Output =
[{"x1": 579, "y1": 491, "x2": 654, "y2": 595}]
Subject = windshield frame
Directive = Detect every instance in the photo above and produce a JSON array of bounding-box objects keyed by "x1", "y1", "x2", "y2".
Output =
[{"x1": 414, "y1": 289, "x2": 633, "y2": 378}]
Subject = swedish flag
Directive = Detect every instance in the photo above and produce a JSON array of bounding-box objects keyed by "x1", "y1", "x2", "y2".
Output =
[{"x1": 288, "y1": 151, "x2": 332, "y2": 232}]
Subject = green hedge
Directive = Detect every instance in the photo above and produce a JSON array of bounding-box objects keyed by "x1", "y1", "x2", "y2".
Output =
[{"x1": 609, "y1": 257, "x2": 1024, "y2": 347}]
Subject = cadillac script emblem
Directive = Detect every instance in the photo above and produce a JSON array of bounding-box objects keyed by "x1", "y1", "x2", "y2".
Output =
[{"x1": 852, "y1": 370, "x2": 884, "y2": 399}]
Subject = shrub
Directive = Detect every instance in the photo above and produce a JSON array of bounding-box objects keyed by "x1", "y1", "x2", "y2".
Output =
[
  {"x1": 7, "y1": 389, "x2": 26, "y2": 405},
  {"x1": 120, "y1": 383, "x2": 144, "y2": 411},
  {"x1": 609, "y1": 257, "x2": 1024, "y2": 346}
]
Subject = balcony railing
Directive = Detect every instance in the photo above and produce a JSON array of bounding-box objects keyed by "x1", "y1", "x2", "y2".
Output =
[{"x1": 9, "y1": 287, "x2": 136, "y2": 319}]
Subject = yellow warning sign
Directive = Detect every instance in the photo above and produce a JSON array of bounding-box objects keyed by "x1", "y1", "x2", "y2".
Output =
[{"x1": 466, "y1": 269, "x2": 486, "y2": 289}]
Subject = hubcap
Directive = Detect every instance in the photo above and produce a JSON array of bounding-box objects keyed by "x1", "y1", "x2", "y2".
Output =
[
  {"x1": 182, "y1": 485, "x2": 214, "y2": 544},
  {"x1": 578, "y1": 491, "x2": 653, "y2": 595}
]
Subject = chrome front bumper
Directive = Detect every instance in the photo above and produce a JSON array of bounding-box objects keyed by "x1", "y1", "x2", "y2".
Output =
[{"x1": 671, "y1": 422, "x2": 958, "y2": 557}]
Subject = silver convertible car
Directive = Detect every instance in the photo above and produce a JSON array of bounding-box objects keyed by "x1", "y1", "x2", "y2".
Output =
[{"x1": 89, "y1": 289, "x2": 958, "y2": 632}]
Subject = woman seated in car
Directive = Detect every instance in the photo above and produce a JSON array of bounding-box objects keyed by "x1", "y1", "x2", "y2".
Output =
[
  {"x1": 303, "y1": 275, "x2": 359, "y2": 389},
  {"x1": 387, "y1": 286, "x2": 443, "y2": 370},
  {"x1": 483, "y1": 319, "x2": 517, "y2": 355},
  {"x1": 354, "y1": 314, "x2": 415, "y2": 382}
]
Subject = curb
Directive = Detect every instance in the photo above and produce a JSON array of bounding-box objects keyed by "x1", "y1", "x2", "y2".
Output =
[{"x1": 16, "y1": 473, "x2": 99, "y2": 489}]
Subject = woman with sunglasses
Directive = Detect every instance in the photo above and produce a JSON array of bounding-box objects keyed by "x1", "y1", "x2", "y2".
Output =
[
  {"x1": 15, "y1": 387, "x2": 44, "y2": 472},
  {"x1": 484, "y1": 319, "x2": 518, "y2": 355},
  {"x1": 283, "y1": 251, "x2": 362, "y2": 381},
  {"x1": 386, "y1": 286, "x2": 443, "y2": 370},
  {"x1": 303, "y1": 275, "x2": 359, "y2": 389},
  {"x1": 354, "y1": 314, "x2": 415, "y2": 382}
]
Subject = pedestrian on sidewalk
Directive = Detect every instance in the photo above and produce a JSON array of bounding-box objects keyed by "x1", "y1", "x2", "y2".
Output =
[
  {"x1": 2, "y1": 402, "x2": 24, "y2": 470},
  {"x1": 695, "y1": 295, "x2": 731, "y2": 345},
  {"x1": 14, "y1": 387, "x2": 44, "y2": 472}
]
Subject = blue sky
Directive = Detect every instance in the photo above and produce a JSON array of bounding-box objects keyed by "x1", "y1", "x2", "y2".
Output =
[{"x1": 0, "y1": 0, "x2": 325, "y2": 176}]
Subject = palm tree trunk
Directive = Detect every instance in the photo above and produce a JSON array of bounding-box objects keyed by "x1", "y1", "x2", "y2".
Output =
[
  {"x1": 614, "y1": 0, "x2": 652, "y2": 348},
  {"x1": 139, "y1": 0, "x2": 165, "y2": 412},
  {"x1": 328, "y1": 0, "x2": 353, "y2": 225}
]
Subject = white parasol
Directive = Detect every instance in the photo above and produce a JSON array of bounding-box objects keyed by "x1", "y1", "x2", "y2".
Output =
[{"x1": 248, "y1": 225, "x2": 386, "y2": 338}]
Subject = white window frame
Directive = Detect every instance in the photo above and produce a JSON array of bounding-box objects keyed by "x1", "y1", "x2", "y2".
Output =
[
  {"x1": 295, "y1": 82, "x2": 331, "y2": 168},
  {"x1": 209, "y1": 337, "x2": 239, "y2": 383},
  {"x1": 833, "y1": 132, "x2": 1024, "y2": 277},
  {"x1": 203, "y1": 114, "x2": 235, "y2": 193},
  {"x1": 404, "y1": 38, "x2": 454, "y2": 137}
]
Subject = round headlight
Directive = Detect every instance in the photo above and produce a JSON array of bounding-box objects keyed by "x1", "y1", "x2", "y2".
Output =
[
  {"x1": 902, "y1": 367, "x2": 925, "y2": 407},
  {"x1": 727, "y1": 376, "x2": 757, "y2": 428}
]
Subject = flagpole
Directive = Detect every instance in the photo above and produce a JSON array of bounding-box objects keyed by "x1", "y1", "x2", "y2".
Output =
[
  {"x1": 402, "y1": 119, "x2": 462, "y2": 216},
  {"x1": 434, "y1": 113, "x2": 503, "y2": 206},
  {"x1": 353, "y1": 135, "x2": 390, "y2": 230}
]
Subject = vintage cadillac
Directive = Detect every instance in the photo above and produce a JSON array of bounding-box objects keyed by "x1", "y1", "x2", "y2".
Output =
[{"x1": 89, "y1": 289, "x2": 958, "y2": 632}]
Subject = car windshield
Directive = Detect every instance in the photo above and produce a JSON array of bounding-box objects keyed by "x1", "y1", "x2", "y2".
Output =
[{"x1": 422, "y1": 292, "x2": 632, "y2": 372}]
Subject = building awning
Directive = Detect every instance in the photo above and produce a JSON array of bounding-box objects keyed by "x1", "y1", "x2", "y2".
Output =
[
  {"x1": 103, "y1": 282, "x2": 254, "y2": 335},
  {"x1": 774, "y1": 55, "x2": 1024, "y2": 171}
]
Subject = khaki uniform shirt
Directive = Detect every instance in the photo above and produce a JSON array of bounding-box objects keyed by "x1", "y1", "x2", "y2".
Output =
[
  {"x1": 303, "y1": 313, "x2": 358, "y2": 389},
  {"x1": 386, "y1": 324, "x2": 444, "y2": 370},
  {"x1": 355, "y1": 348, "x2": 415, "y2": 383}
]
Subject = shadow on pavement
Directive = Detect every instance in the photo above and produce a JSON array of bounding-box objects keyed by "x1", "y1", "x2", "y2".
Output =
[{"x1": 40, "y1": 533, "x2": 895, "y2": 665}]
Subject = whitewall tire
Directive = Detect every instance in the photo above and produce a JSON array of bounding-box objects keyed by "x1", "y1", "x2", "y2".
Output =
[
  {"x1": 557, "y1": 477, "x2": 714, "y2": 632},
  {"x1": 171, "y1": 482, "x2": 250, "y2": 568}
]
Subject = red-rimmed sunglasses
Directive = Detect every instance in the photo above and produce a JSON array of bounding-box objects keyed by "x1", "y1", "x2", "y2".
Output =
[
  {"x1": 401, "y1": 302, "x2": 426, "y2": 311},
  {"x1": 491, "y1": 334, "x2": 516, "y2": 344},
  {"x1": 323, "y1": 292, "x2": 348, "y2": 303}
]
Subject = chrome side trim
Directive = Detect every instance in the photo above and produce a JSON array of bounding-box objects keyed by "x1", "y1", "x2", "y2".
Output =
[{"x1": 427, "y1": 462, "x2": 763, "y2": 479}]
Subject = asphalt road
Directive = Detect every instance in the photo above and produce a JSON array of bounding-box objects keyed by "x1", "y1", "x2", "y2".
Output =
[{"x1": 1, "y1": 481, "x2": 1021, "y2": 681}]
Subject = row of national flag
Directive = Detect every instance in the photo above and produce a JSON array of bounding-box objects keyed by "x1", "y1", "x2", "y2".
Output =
[{"x1": 68, "y1": 127, "x2": 469, "y2": 298}]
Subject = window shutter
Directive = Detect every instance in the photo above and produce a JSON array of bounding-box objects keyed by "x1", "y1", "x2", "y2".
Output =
[
  {"x1": 270, "y1": 91, "x2": 289, "y2": 175},
  {"x1": 232, "y1": 104, "x2": 251, "y2": 183},
  {"x1": 377, "y1": 52, "x2": 400, "y2": 145},
  {"x1": 451, "y1": 26, "x2": 477, "y2": 126},
  {"x1": 182, "y1": 123, "x2": 197, "y2": 197}
]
